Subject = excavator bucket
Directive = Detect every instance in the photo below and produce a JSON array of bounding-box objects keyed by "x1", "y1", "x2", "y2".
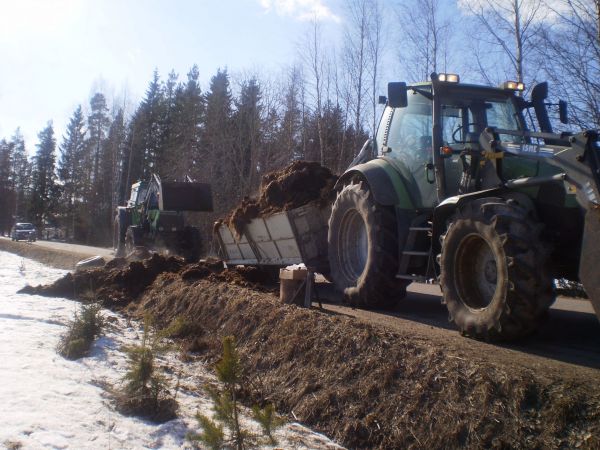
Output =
[
  {"x1": 579, "y1": 208, "x2": 600, "y2": 319},
  {"x1": 161, "y1": 182, "x2": 213, "y2": 212}
]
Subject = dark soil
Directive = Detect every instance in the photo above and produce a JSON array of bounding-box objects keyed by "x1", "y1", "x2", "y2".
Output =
[
  {"x1": 19, "y1": 254, "x2": 274, "y2": 306},
  {"x1": 113, "y1": 391, "x2": 178, "y2": 424},
  {"x1": 222, "y1": 161, "x2": 337, "y2": 239},
  {"x1": 20, "y1": 256, "x2": 600, "y2": 450}
]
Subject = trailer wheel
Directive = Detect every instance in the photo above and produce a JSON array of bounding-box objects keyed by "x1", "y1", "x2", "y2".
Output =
[
  {"x1": 439, "y1": 198, "x2": 555, "y2": 341},
  {"x1": 328, "y1": 182, "x2": 409, "y2": 308}
]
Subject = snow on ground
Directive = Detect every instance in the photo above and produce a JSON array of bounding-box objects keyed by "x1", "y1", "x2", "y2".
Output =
[{"x1": 0, "y1": 251, "x2": 342, "y2": 450}]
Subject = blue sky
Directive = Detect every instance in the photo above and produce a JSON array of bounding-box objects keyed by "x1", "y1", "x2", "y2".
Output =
[{"x1": 0, "y1": 0, "x2": 344, "y2": 150}]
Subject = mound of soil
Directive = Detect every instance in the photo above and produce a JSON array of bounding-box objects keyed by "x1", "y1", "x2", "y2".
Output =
[
  {"x1": 19, "y1": 254, "x2": 274, "y2": 306},
  {"x1": 223, "y1": 161, "x2": 337, "y2": 239}
]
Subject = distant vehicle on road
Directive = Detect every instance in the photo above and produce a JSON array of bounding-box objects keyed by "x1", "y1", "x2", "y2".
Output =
[{"x1": 11, "y1": 223, "x2": 37, "y2": 242}]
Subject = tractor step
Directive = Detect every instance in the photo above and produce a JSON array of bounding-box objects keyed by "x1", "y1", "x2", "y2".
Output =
[
  {"x1": 409, "y1": 227, "x2": 432, "y2": 232},
  {"x1": 396, "y1": 274, "x2": 429, "y2": 282},
  {"x1": 397, "y1": 214, "x2": 433, "y2": 280}
]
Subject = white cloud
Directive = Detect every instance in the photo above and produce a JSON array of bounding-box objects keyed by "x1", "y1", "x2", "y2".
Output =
[{"x1": 259, "y1": 0, "x2": 340, "y2": 22}]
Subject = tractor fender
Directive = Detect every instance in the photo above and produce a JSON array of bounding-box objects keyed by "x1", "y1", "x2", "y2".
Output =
[
  {"x1": 335, "y1": 158, "x2": 415, "y2": 208},
  {"x1": 432, "y1": 188, "x2": 503, "y2": 253}
]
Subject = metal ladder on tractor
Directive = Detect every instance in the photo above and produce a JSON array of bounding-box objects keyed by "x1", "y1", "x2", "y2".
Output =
[{"x1": 396, "y1": 214, "x2": 434, "y2": 283}]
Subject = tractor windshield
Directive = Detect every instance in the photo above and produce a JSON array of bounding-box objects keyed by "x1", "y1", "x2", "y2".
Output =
[{"x1": 442, "y1": 96, "x2": 523, "y2": 145}]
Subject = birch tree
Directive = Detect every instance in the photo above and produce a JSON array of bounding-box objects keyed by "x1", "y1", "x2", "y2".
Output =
[{"x1": 459, "y1": 0, "x2": 545, "y2": 85}]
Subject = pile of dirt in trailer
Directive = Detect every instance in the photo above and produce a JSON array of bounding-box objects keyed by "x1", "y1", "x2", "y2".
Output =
[
  {"x1": 20, "y1": 259, "x2": 600, "y2": 449},
  {"x1": 222, "y1": 161, "x2": 337, "y2": 238}
]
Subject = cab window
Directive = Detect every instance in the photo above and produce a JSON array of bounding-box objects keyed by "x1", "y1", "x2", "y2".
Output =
[{"x1": 386, "y1": 101, "x2": 432, "y2": 171}]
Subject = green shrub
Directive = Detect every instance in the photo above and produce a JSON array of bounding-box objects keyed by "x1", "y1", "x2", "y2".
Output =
[
  {"x1": 162, "y1": 315, "x2": 202, "y2": 339},
  {"x1": 115, "y1": 314, "x2": 178, "y2": 423},
  {"x1": 188, "y1": 336, "x2": 284, "y2": 448},
  {"x1": 57, "y1": 302, "x2": 104, "y2": 360}
]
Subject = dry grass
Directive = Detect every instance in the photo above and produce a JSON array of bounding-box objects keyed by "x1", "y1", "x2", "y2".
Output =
[
  {"x1": 21, "y1": 255, "x2": 600, "y2": 449},
  {"x1": 134, "y1": 276, "x2": 600, "y2": 450}
]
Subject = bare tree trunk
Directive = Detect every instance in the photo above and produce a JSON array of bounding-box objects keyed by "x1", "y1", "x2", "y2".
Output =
[{"x1": 514, "y1": 0, "x2": 524, "y2": 83}]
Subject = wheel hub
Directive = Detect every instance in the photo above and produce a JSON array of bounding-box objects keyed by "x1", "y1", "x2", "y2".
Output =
[
  {"x1": 455, "y1": 234, "x2": 499, "y2": 310},
  {"x1": 339, "y1": 209, "x2": 368, "y2": 282}
]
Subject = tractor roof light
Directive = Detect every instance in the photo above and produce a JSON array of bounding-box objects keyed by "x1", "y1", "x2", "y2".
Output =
[
  {"x1": 501, "y1": 81, "x2": 525, "y2": 91},
  {"x1": 437, "y1": 73, "x2": 460, "y2": 83}
]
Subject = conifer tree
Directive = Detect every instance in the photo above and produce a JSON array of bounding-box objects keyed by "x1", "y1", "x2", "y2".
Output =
[
  {"x1": 203, "y1": 68, "x2": 234, "y2": 207},
  {"x1": 58, "y1": 105, "x2": 86, "y2": 240},
  {"x1": 176, "y1": 65, "x2": 204, "y2": 180},
  {"x1": 81, "y1": 93, "x2": 111, "y2": 244},
  {"x1": 9, "y1": 129, "x2": 30, "y2": 223},
  {"x1": 233, "y1": 77, "x2": 263, "y2": 195},
  {"x1": 125, "y1": 70, "x2": 167, "y2": 185},
  {"x1": 100, "y1": 108, "x2": 126, "y2": 240},
  {"x1": 29, "y1": 122, "x2": 58, "y2": 228},
  {"x1": 0, "y1": 139, "x2": 14, "y2": 235}
]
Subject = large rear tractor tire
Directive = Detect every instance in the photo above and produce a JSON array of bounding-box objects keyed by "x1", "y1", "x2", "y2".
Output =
[
  {"x1": 328, "y1": 181, "x2": 409, "y2": 308},
  {"x1": 439, "y1": 198, "x2": 555, "y2": 341},
  {"x1": 114, "y1": 217, "x2": 125, "y2": 257},
  {"x1": 125, "y1": 226, "x2": 143, "y2": 255},
  {"x1": 181, "y1": 226, "x2": 202, "y2": 263}
]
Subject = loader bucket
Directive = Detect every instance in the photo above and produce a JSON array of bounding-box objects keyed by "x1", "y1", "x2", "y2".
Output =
[
  {"x1": 161, "y1": 182, "x2": 213, "y2": 212},
  {"x1": 579, "y1": 208, "x2": 600, "y2": 319}
]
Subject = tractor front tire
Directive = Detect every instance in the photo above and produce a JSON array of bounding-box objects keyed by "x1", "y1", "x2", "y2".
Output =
[
  {"x1": 439, "y1": 198, "x2": 555, "y2": 341},
  {"x1": 328, "y1": 181, "x2": 409, "y2": 308}
]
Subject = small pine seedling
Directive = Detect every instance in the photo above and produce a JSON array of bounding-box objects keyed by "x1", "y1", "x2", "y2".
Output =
[
  {"x1": 117, "y1": 314, "x2": 177, "y2": 422},
  {"x1": 188, "y1": 336, "x2": 250, "y2": 450},
  {"x1": 252, "y1": 403, "x2": 284, "y2": 444},
  {"x1": 187, "y1": 413, "x2": 225, "y2": 450},
  {"x1": 57, "y1": 301, "x2": 104, "y2": 360}
]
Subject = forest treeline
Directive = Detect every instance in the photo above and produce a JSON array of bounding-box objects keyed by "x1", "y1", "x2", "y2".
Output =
[{"x1": 0, "y1": 0, "x2": 598, "y2": 246}]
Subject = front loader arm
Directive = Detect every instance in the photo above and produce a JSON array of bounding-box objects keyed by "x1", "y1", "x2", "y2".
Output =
[{"x1": 482, "y1": 128, "x2": 600, "y2": 318}]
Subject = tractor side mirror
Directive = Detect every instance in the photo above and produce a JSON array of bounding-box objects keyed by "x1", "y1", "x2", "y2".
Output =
[
  {"x1": 388, "y1": 82, "x2": 408, "y2": 108},
  {"x1": 559, "y1": 100, "x2": 569, "y2": 124},
  {"x1": 531, "y1": 81, "x2": 548, "y2": 103}
]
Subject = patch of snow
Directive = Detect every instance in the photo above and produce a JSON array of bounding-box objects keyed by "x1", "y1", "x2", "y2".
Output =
[{"x1": 0, "y1": 251, "x2": 343, "y2": 449}]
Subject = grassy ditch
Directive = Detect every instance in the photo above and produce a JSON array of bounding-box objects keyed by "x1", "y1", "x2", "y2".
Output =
[{"x1": 20, "y1": 256, "x2": 600, "y2": 449}]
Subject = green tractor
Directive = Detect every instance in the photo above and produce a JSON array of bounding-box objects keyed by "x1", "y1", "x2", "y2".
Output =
[
  {"x1": 115, "y1": 174, "x2": 213, "y2": 262},
  {"x1": 328, "y1": 73, "x2": 599, "y2": 340},
  {"x1": 215, "y1": 73, "x2": 600, "y2": 342}
]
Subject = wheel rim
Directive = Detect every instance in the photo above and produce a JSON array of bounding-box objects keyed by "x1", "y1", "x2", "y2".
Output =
[
  {"x1": 339, "y1": 208, "x2": 369, "y2": 282},
  {"x1": 454, "y1": 233, "x2": 498, "y2": 310}
]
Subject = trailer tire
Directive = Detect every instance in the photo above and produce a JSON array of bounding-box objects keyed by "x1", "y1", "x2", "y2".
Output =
[
  {"x1": 328, "y1": 181, "x2": 409, "y2": 308},
  {"x1": 439, "y1": 198, "x2": 555, "y2": 341}
]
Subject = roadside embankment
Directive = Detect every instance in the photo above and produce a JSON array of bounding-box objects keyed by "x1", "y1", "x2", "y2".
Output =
[{"x1": 20, "y1": 255, "x2": 600, "y2": 449}]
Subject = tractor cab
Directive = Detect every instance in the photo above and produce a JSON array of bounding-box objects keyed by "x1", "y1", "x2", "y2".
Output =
[
  {"x1": 127, "y1": 181, "x2": 149, "y2": 208},
  {"x1": 376, "y1": 74, "x2": 531, "y2": 208}
]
